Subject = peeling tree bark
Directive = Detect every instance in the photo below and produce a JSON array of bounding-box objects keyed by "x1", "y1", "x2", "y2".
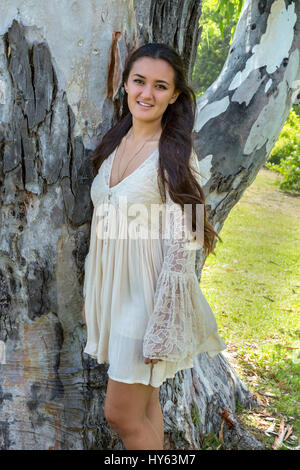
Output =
[
  {"x1": 0, "y1": 0, "x2": 299, "y2": 450},
  {"x1": 133, "y1": 0, "x2": 203, "y2": 83}
]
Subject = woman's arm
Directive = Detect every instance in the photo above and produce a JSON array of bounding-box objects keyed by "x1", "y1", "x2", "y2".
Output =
[{"x1": 142, "y1": 151, "x2": 200, "y2": 362}]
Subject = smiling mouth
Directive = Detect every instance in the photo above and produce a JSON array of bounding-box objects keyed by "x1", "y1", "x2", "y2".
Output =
[{"x1": 137, "y1": 101, "x2": 154, "y2": 108}]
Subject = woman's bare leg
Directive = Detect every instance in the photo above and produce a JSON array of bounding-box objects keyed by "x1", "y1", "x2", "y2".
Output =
[
  {"x1": 145, "y1": 387, "x2": 164, "y2": 448},
  {"x1": 120, "y1": 415, "x2": 163, "y2": 450},
  {"x1": 104, "y1": 378, "x2": 163, "y2": 450}
]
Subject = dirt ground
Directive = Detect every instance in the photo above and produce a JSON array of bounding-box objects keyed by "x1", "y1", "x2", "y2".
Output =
[{"x1": 243, "y1": 167, "x2": 300, "y2": 218}]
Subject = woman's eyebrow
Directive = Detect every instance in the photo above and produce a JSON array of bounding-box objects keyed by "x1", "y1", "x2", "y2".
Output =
[{"x1": 133, "y1": 73, "x2": 170, "y2": 85}]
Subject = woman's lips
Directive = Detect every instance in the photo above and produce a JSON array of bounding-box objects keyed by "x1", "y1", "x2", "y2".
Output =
[{"x1": 137, "y1": 101, "x2": 154, "y2": 109}]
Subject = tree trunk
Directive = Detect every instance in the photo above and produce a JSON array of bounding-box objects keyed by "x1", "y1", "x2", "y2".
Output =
[{"x1": 0, "y1": 0, "x2": 299, "y2": 450}]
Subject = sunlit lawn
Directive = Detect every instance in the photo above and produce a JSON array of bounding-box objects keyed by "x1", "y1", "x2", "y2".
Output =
[{"x1": 200, "y1": 167, "x2": 300, "y2": 450}]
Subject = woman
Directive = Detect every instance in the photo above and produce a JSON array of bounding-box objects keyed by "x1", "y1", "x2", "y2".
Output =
[{"x1": 82, "y1": 43, "x2": 227, "y2": 450}]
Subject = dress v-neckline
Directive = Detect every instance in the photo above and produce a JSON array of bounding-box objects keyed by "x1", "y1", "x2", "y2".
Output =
[{"x1": 108, "y1": 146, "x2": 159, "y2": 189}]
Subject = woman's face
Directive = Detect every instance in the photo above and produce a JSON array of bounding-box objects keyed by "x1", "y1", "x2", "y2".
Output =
[{"x1": 124, "y1": 57, "x2": 180, "y2": 124}]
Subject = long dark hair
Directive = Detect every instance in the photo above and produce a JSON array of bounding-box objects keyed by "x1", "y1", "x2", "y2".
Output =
[{"x1": 91, "y1": 43, "x2": 221, "y2": 257}]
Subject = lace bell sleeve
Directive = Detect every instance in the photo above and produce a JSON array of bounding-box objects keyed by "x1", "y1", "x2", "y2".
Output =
[{"x1": 142, "y1": 149, "x2": 227, "y2": 362}]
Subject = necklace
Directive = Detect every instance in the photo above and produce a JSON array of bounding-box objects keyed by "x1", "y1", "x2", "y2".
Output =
[{"x1": 116, "y1": 128, "x2": 159, "y2": 185}]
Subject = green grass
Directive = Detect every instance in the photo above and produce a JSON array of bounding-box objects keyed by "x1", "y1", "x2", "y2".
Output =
[{"x1": 200, "y1": 167, "x2": 300, "y2": 450}]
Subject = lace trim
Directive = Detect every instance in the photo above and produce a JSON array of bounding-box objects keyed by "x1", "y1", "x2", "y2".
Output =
[
  {"x1": 105, "y1": 147, "x2": 158, "y2": 189},
  {"x1": 142, "y1": 270, "x2": 197, "y2": 361},
  {"x1": 143, "y1": 149, "x2": 205, "y2": 361}
]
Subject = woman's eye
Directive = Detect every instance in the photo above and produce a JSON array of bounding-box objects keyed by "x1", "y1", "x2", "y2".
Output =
[{"x1": 133, "y1": 79, "x2": 166, "y2": 90}]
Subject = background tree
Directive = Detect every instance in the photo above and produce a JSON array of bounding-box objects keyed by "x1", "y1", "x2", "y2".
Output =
[
  {"x1": 192, "y1": 0, "x2": 244, "y2": 96},
  {"x1": 194, "y1": 0, "x2": 300, "y2": 192},
  {"x1": 0, "y1": 0, "x2": 300, "y2": 450}
]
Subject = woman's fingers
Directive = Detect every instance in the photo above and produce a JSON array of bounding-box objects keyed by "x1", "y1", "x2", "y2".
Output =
[{"x1": 143, "y1": 357, "x2": 162, "y2": 364}]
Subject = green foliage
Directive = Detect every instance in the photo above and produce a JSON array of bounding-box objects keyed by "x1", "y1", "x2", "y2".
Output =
[
  {"x1": 207, "y1": 0, "x2": 245, "y2": 42},
  {"x1": 265, "y1": 108, "x2": 300, "y2": 192},
  {"x1": 292, "y1": 103, "x2": 300, "y2": 117},
  {"x1": 192, "y1": 0, "x2": 244, "y2": 96},
  {"x1": 191, "y1": 401, "x2": 200, "y2": 425},
  {"x1": 202, "y1": 170, "x2": 300, "y2": 448},
  {"x1": 193, "y1": 1, "x2": 300, "y2": 192}
]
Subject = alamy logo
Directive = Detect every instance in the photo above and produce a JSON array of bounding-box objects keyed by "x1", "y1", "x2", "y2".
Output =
[{"x1": 95, "y1": 196, "x2": 205, "y2": 250}]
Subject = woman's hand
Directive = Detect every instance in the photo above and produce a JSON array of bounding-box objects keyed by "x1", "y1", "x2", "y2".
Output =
[
  {"x1": 144, "y1": 357, "x2": 162, "y2": 364},
  {"x1": 81, "y1": 304, "x2": 86, "y2": 324}
]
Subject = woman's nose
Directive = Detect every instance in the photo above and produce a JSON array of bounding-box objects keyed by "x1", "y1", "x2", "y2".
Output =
[{"x1": 139, "y1": 84, "x2": 153, "y2": 99}]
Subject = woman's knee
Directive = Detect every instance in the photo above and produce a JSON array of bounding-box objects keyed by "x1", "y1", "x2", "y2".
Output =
[
  {"x1": 104, "y1": 402, "x2": 125, "y2": 428},
  {"x1": 104, "y1": 398, "x2": 147, "y2": 430},
  {"x1": 104, "y1": 378, "x2": 155, "y2": 429},
  {"x1": 104, "y1": 406, "x2": 143, "y2": 435}
]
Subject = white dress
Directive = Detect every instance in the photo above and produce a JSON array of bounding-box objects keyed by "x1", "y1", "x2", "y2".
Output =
[{"x1": 83, "y1": 146, "x2": 227, "y2": 388}]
